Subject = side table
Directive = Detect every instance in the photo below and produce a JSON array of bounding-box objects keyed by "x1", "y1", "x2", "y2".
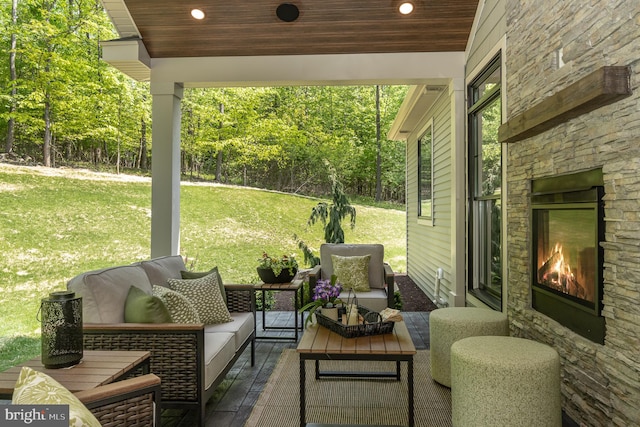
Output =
[
  {"x1": 255, "y1": 279, "x2": 304, "y2": 341},
  {"x1": 0, "y1": 350, "x2": 151, "y2": 399}
]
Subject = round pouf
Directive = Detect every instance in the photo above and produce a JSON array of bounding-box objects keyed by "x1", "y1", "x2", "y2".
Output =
[
  {"x1": 451, "y1": 336, "x2": 561, "y2": 427},
  {"x1": 429, "y1": 307, "x2": 508, "y2": 387}
]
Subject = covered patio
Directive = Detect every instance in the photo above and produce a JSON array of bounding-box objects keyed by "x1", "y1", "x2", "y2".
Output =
[
  {"x1": 97, "y1": 1, "x2": 640, "y2": 426},
  {"x1": 100, "y1": 3, "x2": 475, "y2": 425}
]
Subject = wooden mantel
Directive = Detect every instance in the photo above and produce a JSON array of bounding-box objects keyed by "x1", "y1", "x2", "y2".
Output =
[{"x1": 498, "y1": 66, "x2": 632, "y2": 143}]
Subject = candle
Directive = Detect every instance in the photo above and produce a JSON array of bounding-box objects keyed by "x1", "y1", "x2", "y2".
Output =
[{"x1": 347, "y1": 304, "x2": 359, "y2": 325}]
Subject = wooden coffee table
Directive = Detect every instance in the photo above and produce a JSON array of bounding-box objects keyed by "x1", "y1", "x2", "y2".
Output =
[
  {"x1": 297, "y1": 321, "x2": 416, "y2": 427},
  {"x1": 0, "y1": 350, "x2": 150, "y2": 399}
]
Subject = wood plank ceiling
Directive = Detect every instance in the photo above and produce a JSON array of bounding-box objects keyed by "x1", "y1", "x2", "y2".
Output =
[{"x1": 120, "y1": 0, "x2": 479, "y2": 58}]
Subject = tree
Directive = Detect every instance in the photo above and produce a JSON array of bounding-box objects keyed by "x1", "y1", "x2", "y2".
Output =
[
  {"x1": 0, "y1": 0, "x2": 132, "y2": 166},
  {"x1": 308, "y1": 171, "x2": 356, "y2": 244},
  {"x1": 375, "y1": 84, "x2": 382, "y2": 201},
  {"x1": 4, "y1": 0, "x2": 18, "y2": 153},
  {"x1": 295, "y1": 171, "x2": 357, "y2": 268}
]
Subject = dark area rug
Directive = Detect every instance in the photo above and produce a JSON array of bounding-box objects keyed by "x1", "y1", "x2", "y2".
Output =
[{"x1": 272, "y1": 274, "x2": 437, "y2": 312}]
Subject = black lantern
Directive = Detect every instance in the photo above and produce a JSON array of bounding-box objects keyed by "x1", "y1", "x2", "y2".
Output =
[{"x1": 39, "y1": 291, "x2": 83, "y2": 368}]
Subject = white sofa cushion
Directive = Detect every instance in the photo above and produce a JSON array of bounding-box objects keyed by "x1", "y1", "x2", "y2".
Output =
[
  {"x1": 203, "y1": 332, "x2": 235, "y2": 390},
  {"x1": 139, "y1": 255, "x2": 186, "y2": 287},
  {"x1": 68, "y1": 265, "x2": 152, "y2": 323},
  {"x1": 205, "y1": 312, "x2": 254, "y2": 351}
]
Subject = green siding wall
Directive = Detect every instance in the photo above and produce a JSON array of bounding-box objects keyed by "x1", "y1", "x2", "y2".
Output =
[
  {"x1": 467, "y1": 0, "x2": 506, "y2": 74},
  {"x1": 406, "y1": 88, "x2": 453, "y2": 301}
]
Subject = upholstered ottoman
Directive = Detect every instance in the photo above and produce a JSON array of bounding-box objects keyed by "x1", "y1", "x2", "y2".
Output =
[
  {"x1": 429, "y1": 307, "x2": 508, "y2": 387},
  {"x1": 451, "y1": 336, "x2": 561, "y2": 427}
]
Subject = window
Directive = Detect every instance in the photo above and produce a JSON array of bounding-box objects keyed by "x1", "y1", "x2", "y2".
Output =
[
  {"x1": 468, "y1": 54, "x2": 502, "y2": 310},
  {"x1": 418, "y1": 122, "x2": 433, "y2": 219}
]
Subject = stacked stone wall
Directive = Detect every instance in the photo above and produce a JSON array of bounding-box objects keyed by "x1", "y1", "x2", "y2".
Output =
[{"x1": 504, "y1": 1, "x2": 640, "y2": 425}]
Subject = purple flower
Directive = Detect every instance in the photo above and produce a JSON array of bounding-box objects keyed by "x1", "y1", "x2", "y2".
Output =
[{"x1": 313, "y1": 279, "x2": 343, "y2": 306}]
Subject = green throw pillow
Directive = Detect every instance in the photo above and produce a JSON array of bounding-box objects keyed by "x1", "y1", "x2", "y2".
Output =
[
  {"x1": 168, "y1": 272, "x2": 233, "y2": 325},
  {"x1": 152, "y1": 285, "x2": 201, "y2": 323},
  {"x1": 180, "y1": 266, "x2": 227, "y2": 304},
  {"x1": 124, "y1": 285, "x2": 172, "y2": 323},
  {"x1": 12, "y1": 366, "x2": 101, "y2": 427},
  {"x1": 331, "y1": 254, "x2": 371, "y2": 292}
]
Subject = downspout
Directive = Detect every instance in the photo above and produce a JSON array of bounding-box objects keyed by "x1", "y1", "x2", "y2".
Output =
[{"x1": 433, "y1": 267, "x2": 448, "y2": 307}]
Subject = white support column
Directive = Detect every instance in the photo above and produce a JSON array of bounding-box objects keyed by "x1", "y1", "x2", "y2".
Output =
[
  {"x1": 450, "y1": 78, "x2": 467, "y2": 307},
  {"x1": 150, "y1": 82, "x2": 183, "y2": 258}
]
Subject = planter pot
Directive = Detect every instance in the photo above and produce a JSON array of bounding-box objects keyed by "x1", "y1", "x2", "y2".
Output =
[
  {"x1": 256, "y1": 267, "x2": 297, "y2": 284},
  {"x1": 320, "y1": 307, "x2": 339, "y2": 321}
]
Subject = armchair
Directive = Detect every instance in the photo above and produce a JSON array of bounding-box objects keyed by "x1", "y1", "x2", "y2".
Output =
[
  {"x1": 76, "y1": 374, "x2": 162, "y2": 426},
  {"x1": 308, "y1": 243, "x2": 395, "y2": 312},
  {"x1": 10, "y1": 366, "x2": 161, "y2": 427}
]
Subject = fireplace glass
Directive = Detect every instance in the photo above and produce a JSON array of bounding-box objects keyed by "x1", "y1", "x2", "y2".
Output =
[
  {"x1": 530, "y1": 169, "x2": 605, "y2": 344},
  {"x1": 533, "y1": 204, "x2": 597, "y2": 312}
]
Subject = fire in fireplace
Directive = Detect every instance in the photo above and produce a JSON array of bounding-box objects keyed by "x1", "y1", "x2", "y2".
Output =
[
  {"x1": 531, "y1": 168, "x2": 605, "y2": 344},
  {"x1": 538, "y1": 243, "x2": 594, "y2": 303}
]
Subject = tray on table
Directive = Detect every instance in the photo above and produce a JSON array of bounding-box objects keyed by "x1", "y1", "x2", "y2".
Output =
[{"x1": 315, "y1": 305, "x2": 395, "y2": 338}]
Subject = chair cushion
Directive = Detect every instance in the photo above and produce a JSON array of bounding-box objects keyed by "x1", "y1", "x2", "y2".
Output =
[
  {"x1": 181, "y1": 266, "x2": 226, "y2": 304},
  {"x1": 152, "y1": 285, "x2": 200, "y2": 323},
  {"x1": 341, "y1": 289, "x2": 389, "y2": 312},
  {"x1": 12, "y1": 366, "x2": 101, "y2": 427},
  {"x1": 124, "y1": 285, "x2": 172, "y2": 323},
  {"x1": 168, "y1": 272, "x2": 233, "y2": 325},
  {"x1": 331, "y1": 254, "x2": 371, "y2": 292},
  {"x1": 320, "y1": 243, "x2": 385, "y2": 289}
]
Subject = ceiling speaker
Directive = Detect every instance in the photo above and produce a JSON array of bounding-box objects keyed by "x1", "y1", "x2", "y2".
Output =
[{"x1": 276, "y1": 3, "x2": 300, "y2": 22}]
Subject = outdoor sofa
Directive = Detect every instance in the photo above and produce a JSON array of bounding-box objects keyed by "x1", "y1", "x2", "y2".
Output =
[{"x1": 67, "y1": 255, "x2": 256, "y2": 426}]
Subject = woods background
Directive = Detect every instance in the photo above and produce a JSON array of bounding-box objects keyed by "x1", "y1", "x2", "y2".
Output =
[{"x1": 0, "y1": 1, "x2": 408, "y2": 203}]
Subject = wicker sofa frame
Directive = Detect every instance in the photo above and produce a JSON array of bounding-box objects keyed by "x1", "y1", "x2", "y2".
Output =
[
  {"x1": 82, "y1": 284, "x2": 255, "y2": 426},
  {"x1": 75, "y1": 373, "x2": 162, "y2": 427}
]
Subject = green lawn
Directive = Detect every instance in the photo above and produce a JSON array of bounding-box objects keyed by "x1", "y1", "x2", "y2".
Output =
[{"x1": 0, "y1": 163, "x2": 406, "y2": 370}]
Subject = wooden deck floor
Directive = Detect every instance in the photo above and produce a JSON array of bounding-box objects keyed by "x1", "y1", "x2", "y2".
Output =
[{"x1": 161, "y1": 311, "x2": 432, "y2": 427}]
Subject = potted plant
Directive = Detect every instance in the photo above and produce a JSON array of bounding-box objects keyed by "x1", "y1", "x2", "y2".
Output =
[
  {"x1": 256, "y1": 252, "x2": 299, "y2": 283},
  {"x1": 299, "y1": 275, "x2": 343, "y2": 326}
]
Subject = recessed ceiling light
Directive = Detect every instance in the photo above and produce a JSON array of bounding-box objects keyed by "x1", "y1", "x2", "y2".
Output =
[
  {"x1": 191, "y1": 9, "x2": 205, "y2": 20},
  {"x1": 399, "y1": 2, "x2": 414, "y2": 15}
]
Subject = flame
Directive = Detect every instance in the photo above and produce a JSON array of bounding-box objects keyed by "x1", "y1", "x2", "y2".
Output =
[
  {"x1": 538, "y1": 243, "x2": 593, "y2": 303},
  {"x1": 552, "y1": 244, "x2": 575, "y2": 285},
  {"x1": 540, "y1": 243, "x2": 581, "y2": 297}
]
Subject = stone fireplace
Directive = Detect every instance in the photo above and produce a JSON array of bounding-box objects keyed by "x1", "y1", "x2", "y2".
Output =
[
  {"x1": 502, "y1": 1, "x2": 639, "y2": 425},
  {"x1": 530, "y1": 169, "x2": 605, "y2": 344}
]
